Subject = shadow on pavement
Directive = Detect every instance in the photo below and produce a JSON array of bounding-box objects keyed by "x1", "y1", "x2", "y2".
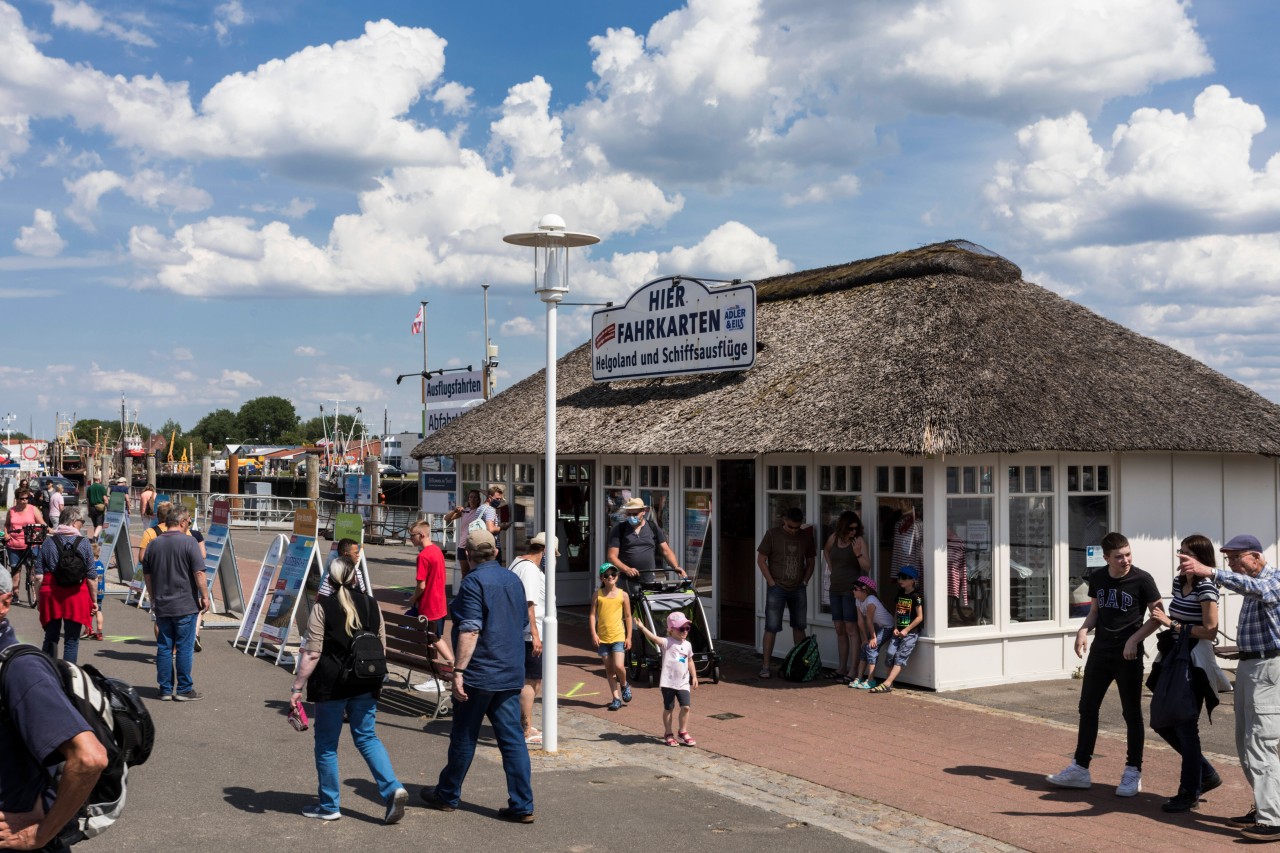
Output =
[
  {"x1": 943, "y1": 764, "x2": 1242, "y2": 841},
  {"x1": 223, "y1": 785, "x2": 384, "y2": 824},
  {"x1": 94, "y1": 649, "x2": 154, "y2": 664}
]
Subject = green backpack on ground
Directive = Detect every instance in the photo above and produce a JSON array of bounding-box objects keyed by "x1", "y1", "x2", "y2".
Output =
[{"x1": 779, "y1": 635, "x2": 822, "y2": 682}]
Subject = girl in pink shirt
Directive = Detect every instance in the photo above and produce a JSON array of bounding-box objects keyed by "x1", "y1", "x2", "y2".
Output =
[{"x1": 635, "y1": 611, "x2": 699, "y2": 747}]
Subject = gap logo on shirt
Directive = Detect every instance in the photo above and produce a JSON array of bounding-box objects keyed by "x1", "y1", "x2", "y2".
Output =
[{"x1": 1096, "y1": 587, "x2": 1134, "y2": 611}]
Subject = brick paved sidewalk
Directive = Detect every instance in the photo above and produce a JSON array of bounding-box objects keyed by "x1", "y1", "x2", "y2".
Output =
[{"x1": 549, "y1": 616, "x2": 1248, "y2": 853}]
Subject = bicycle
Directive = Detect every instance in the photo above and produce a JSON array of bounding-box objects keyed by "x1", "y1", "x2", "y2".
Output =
[{"x1": 16, "y1": 524, "x2": 47, "y2": 608}]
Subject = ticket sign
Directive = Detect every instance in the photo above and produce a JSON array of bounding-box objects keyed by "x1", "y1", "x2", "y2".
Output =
[{"x1": 591, "y1": 275, "x2": 756, "y2": 382}]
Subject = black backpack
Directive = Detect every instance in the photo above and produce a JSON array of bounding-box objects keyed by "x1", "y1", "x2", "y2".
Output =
[
  {"x1": 779, "y1": 635, "x2": 823, "y2": 682},
  {"x1": 0, "y1": 645, "x2": 155, "y2": 845},
  {"x1": 53, "y1": 535, "x2": 92, "y2": 586},
  {"x1": 340, "y1": 598, "x2": 387, "y2": 687}
]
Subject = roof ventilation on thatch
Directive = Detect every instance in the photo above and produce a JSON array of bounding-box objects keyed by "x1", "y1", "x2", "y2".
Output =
[{"x1": 755, "y1": 239, "x2": 1022, "y2": 304}]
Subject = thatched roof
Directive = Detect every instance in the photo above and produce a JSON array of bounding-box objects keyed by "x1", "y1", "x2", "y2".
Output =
[{"x1": 413, "y1": 240, "x2": 1280, "y2": 458}]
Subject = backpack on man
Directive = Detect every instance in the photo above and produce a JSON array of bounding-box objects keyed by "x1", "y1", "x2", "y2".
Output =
[
  {"x1": 0, "y1": 645, "x2": 155, "y2": 845},
  {"x1": 779, "y1": 635, "x2": 823, "y2": 682},
  {"x1": 53, "y1": 535, "x2": 92, "y2": 587}
]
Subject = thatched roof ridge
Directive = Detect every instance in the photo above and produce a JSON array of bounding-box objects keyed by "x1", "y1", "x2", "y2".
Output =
[
  {"x1": 413, "y1": 241, "x2": 1280, "y2": 459},
  {"x1": 753, "y1": 239, "x2": 1021, "y2": 304}
]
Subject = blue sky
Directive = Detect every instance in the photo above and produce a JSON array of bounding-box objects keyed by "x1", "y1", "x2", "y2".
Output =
[{"x1": 3, "y1": 0, "x2": 1280, "y2": 438}]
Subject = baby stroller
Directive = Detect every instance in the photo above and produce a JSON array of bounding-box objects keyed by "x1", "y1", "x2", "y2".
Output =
[{"x1": 627, "y1": 569, "x2": 721, "y2": 685}]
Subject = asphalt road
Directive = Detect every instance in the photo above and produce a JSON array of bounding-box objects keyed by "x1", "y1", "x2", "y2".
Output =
[{"x1": 4, "y1": 556, "x2": 877, "y2": 853}]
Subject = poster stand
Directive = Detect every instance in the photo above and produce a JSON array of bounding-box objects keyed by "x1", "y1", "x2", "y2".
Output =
[
  {"x1": 100, "y1": 492, "x2": 135, "y2": 596},
  {"x1": 235, "y1": 534, "x2": 288, "y2": 651},
  {"x1": 292, "y1": 513, "x2": 371, "y2": 671},
  {"x1": 200, "y1": 499, "x2": 246, "y2": 626},
  {"x1": 253, "y1": 506, "x2": 322, "y2": 666}
]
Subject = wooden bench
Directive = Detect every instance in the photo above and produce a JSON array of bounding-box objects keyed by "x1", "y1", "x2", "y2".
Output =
[{"x1": 382, "y1": 610, "x2": 452, "y2": 719}]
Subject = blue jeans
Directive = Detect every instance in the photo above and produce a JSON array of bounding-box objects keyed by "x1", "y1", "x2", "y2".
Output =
[
  {"x1": 862, "y1": 626, "x2": 891, "y2": 665},
  {"x1": 435, "y1": 687, "x2": 533, "y2": 814},
  {"x1": 155, "y1": 613, "x2": 197, "y2": 695},
  {"x1": 764, "y1": 584, "x2": 807, "y2": 634},
  {"x1": 313, "y1": 692, "x2": 401, "y2": 814},
  {"x1": 42, "y1": 619, "x2": 81, "y2": 664}
]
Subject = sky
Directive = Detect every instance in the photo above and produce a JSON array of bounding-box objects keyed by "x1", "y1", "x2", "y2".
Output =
[{"x1": 2, "y1": 0, "x2": 1280, "y2": 439}]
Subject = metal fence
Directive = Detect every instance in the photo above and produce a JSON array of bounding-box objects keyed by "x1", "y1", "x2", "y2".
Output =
[{"x1": 203, "y1": 493, "x2": 311, "y2": 532}]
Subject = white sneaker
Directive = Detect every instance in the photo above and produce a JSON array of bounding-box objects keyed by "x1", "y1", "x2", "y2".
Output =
[
  {"x1": 413, "y1": 680, "x2": 444, "y2": 693},
  {"x1": 1046, "y1": 762, "x2": 1091, "y2": 789},
  {"x1": 1116, "y1": 765, "x2": 1141, "y2": 797}
]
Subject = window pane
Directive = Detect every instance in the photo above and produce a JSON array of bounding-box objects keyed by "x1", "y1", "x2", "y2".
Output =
[
  {"x1": 682, "y1": 490, "x2": 713, "y2": 598},
  {"x1": 947, "y1": 466, "x2": 959, "y2": 494},
  {"x1": 820, "y1": 466, "x2": 832, "y2": 491},
  {"x1": 1040, "y1": 466, "x2": 1053, "y2": 492},
  {"x1": 946, "y1": 497, "x2": 992, "y2": 628},
  {"x1": 877, "y1": 466, "x2": 889, "y2": 493},
  {"x1": 781, "y1": 466, "x2": 792, "y2": 491},
  {"x1": 1097, "y1": 465, "x2": 1109, "y2": 492},
  {"x1": 768, "y1": 466, "x2": 778, "y2": 491},
  {"x1": 797, "y1": 466, "x2": 806, "y2": 490},
  {"x1": 833, "y1": 466, "x2": 844, "y2": 492},
  {"x1": 910, "y1": 466, "x2": 924, "y2": 494},
  {"x1": 1010, "y1": 496, "x2": 1053, "y2": 623},
  {"x1": 1067, "y1": 495, "x2": 1109, "y2": 618},
  {"x1": 1007, "y1": 465, "x2": 1019, "y2": 495},
  {"x1": 1024, "y1": 466, "x2": 1036, "y2": 493},
  {"x1": 1083, "y1": 466, "x2": 1094, "y2": 492},
  {"x1": 893, "y1": 466, "x2": 906, "y2": 493},
  {"x1": 1067, "y1": 465, "x2": 1079, "y2": 492},
  {"x1": 851, "y1": 467, "x2": 862, "y2": 491},
  {"x1": 962, "y1": 466, "x2": 976, "y2": 494}
]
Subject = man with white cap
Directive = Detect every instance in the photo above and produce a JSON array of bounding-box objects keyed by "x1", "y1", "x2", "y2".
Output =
[
  {"x1": 509, "y1": 532, "x2": 553, "y2": 744},
  {"x1": 606, "y1": 498, "x2": 684, "y2": 597},
  {"x1": 1182, "y1": 534, "x2": 1280, "y2": 840}
]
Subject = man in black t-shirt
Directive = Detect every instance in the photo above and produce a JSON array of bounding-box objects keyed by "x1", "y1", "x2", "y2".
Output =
[
  {"x1": 606, "y1": 498, "x2": 684, "y2": 595},
  {"x1": 0, "y1": 566, "x2": 107, "y2": 851},
  {"x1": 1047, "y1": 532, "x2": 1164, "y2": 797}
]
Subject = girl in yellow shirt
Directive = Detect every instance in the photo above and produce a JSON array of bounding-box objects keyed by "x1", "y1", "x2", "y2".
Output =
[{"x1": 589, "y1": 563, "x2": 633, "y2": 711}]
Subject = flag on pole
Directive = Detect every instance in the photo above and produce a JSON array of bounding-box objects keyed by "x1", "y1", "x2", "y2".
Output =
[{"x1": 411, "y1": 304, "x2": 424, "y2": 335}]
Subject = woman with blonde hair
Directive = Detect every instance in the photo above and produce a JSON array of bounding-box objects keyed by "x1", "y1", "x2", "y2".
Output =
[{"x1": 290, "y1": 560, "x2": 407, "y2": 823}]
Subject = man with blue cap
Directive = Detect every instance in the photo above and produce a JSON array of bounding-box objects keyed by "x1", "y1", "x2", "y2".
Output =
[{"x1": 1182, "y1": 534, "x2": 1280, "y2": 840}]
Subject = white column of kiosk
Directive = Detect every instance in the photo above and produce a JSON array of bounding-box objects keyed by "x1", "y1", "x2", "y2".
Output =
[{"x1": 504, "y1": 215, "x2": 600, "y2": 754}]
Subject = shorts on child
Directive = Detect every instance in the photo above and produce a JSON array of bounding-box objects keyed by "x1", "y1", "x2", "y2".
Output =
[
  {"x1": 423, "y1": 616, "x2": 446, "y2": 639},
  {"x1": 829, "y1": 592, "x2": 857, "y2": 623},
  {"x1": 524, "y1": 641, "x2": 541, "y2": 680},
  {"x1": 885, "y1": 632, "x2": 919, "y2": 667},
  {"x1": 597, "y1": 641, "x2": 625, "y2": 657},
  {"x1": 764, "y1": 585, "x2": 807, "y2": 634},
  {"x1": 661, "y1": 687, "x2": 691, "y2": 710},
  {"x1": 863, "y1": 626, "x2": 891, "y2": 664}
]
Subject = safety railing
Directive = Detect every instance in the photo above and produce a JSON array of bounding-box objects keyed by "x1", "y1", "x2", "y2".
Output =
[{"x1": 203, "y1": 493, "x2": 312, "y2": 531}]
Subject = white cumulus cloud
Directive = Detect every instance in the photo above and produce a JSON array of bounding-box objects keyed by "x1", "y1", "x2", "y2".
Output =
[
  {"x1": 988, "y1": 86, "x2": 1280, "y2": 246},
  {"x1": 48, "y1": 0, "x2": 155, "y2": 47},
  {"x1": 14, "y1": 208, "x2": 66, "y2": 256},
  {"x1": 294, "y1": 345, "x2": 324, "y2": 357},
  {"x1": 500, "y1": 316, "x2": 538, "y2": 336},
  {"x1": 64, "y1": 168, "x2": 212, "y2": 230}
]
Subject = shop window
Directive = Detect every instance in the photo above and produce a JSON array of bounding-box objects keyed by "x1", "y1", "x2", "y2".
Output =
[
  {"x1": 818, "y1": 465, "x2": 863, "y2": 615},
  {"x1": 682, "y1": 489, "x2": 713, "y2": 596},
  {"x1": 639, "y1": 465, "x2": 670, "y2": 489},
  {"x1": 684, "y1": 465, "x2": 712, "y2": 490},
  {"x1": 1009, "y1": 466, "x2": 1053, "y2": 623},
  {"x1": 766, "y1": 465, "x2": 813, "y2": 604},
  {"x1": 875, "y1": 464, "x2": 925, "y2": 591},
  {"x1": 604, "y1": 464, "x2": 634, "y2": 530},
  {"x1": 485, "y1": 463, "x2": 508, "y2": 485},
  {"x1": 767, "y1": 464, "x2": 807, "y2": 492},
  {"x1": 1067, "y1": 464, "x2": 1111, "y2": 619},
  {"x1": 945, "y1": 466, "x2": 992, "y2": 627},
  {"x1": 511, "y1": 463, "x2": 536, "y2": 546},
  {"x1": 460, "y1": 462, "x2": 482, "y2": 510}
]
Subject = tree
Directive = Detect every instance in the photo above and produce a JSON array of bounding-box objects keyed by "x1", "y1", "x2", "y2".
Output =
[
  {"x1": 236, "y1": 396, "x2": 299, "y2": 444},
  {"x1": 190, "y1": 409, "x2": 241, "y2": 450}
]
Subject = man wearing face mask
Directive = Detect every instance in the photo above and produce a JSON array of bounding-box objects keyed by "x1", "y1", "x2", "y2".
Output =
[
  {"x1": 487, "y1": 485, "x2": 512, "y2": 558},
  {"x1": 606, "y1": 498, "x2": 684, "y2": 597}
]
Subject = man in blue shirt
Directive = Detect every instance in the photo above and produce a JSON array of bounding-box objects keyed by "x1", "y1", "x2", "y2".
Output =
[
  {"x1": 1183, "y1": 534, "x2": 1280, "y2": 840},
  {"x1": 421, "y1": 528, "x2": 533, "y2": 822},
  {"x1": 0, "y1": 566, "x2": 108, "y2": 851}
]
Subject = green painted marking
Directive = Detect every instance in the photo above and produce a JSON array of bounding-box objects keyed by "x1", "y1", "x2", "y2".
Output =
[
  {"x1": 561, "y1": 682, "x2": 599, "y2": 698},
  {"x1": 103, "y1": 636, "x2": 141, "y2": 643}
]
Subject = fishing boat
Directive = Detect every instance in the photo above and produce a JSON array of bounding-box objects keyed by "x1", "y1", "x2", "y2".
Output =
[
  {"x1": 122, "y1": 409, "x2": 145, "y2": 458},
  {"x1": 53, "y1": 415, "x2": 84, "y2": 478}
]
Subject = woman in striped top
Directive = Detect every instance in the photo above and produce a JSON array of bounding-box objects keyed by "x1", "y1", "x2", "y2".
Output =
[{"x1": 1149, "y1": 534, "x2": 1222, "y2": 813}]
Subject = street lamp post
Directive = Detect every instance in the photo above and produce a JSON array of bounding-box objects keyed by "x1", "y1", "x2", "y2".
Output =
[{"x1": 504, "y1": 214, "x2": 599, "y2": 754}]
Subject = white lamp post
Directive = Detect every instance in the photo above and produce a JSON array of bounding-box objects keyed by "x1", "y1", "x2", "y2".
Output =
[{"x1": 503, "y1": 214, "x2": 599, "y2": 754}]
